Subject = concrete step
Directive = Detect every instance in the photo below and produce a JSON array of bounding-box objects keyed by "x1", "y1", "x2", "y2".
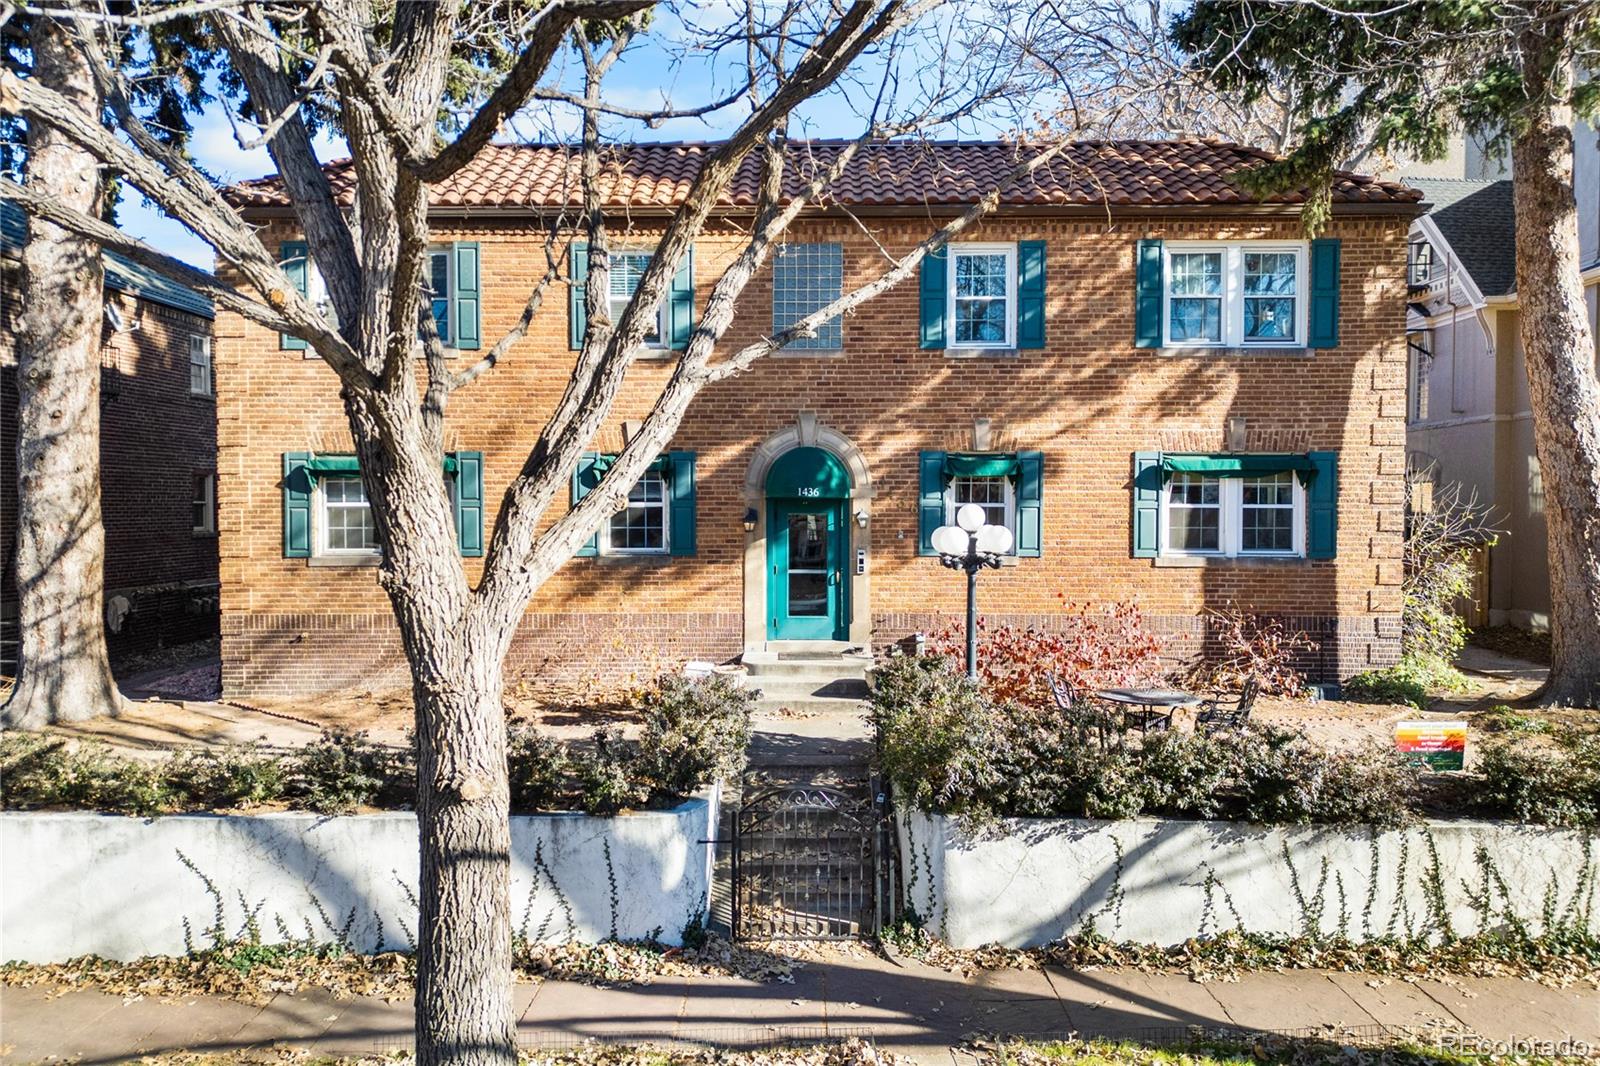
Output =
[
  {"x1": 750, "y1": 675, "x2": 870, "y2": 700},
  {"x1": 756, "y1": 639, "x2": 867, "y2": 656},
  {"x1": 754, "y1": 696, "x2": 869, "y2": 716},
  {"x1": 742, "y1": 654, "x2": 872, "y2": 679}
]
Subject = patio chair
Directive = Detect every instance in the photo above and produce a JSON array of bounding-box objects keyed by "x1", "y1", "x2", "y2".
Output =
[
  {"x1": 1196, "y1": 677, "x2": 1259, "y2": 733},
  {"x1": 1048, "y1": 673, "x2": 1118, "y2": 747}
]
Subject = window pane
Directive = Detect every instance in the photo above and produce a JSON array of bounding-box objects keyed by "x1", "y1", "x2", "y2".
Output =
[
  {"x1": 1168, "y1": 474, "x2": 1220, "y2": 505},
  {"x1": 323, "y1": 477, "x2": 377, "y2": 552},
  {"x1": 1169, "y1": 252, "x2": 1222, "y2": 295},
  {"x1": 954, "y1": 254, "x2": 1008, "y2": 297},
  {"x1": 429, "y1": 252, "x2": 450, "y2": 296},
  {"x1": 1244, "y1": 298, "x2": 1295, "y2": 340},
  {"x1": 607, "y1": 252, "x2": 662, "y2": 345},
  {"x1": 607, "y1": 473, "x2": 666, "y2": 551},
  {"x1": 1168, "y1": 506, "x2": 1220, "y2": 551},
  {"x1": 431, "y1": 298, "x2": 450, "y2": 340},
  {"x1": 1242, "y1": 473, "x2": 1293, "y2": 506},
  {"x1": 952, "y1": 476, "x2": 1010, "y2": 531},
  {"x1": 1242, "y1": 507, "x2": 1294, "y2": 552},
  {"x1": 954, "y1": 298, "x2": 1009, "y2": 345},
  {"x1": 1244, "y1": 252, "x2": 1297, "y2": 295},
  {"x1": 772, "y1": 243, "x2": 844, "y2": 349},
  {"x1": 1169, "y1": 298, "x2": 1222, "y2": 342}
]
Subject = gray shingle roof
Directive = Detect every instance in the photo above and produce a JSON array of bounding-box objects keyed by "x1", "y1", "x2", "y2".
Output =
[
  {"x1": 0, "y1": 198, "x2": 214, "y2": 319},
  {"x1": 1406, "y1": 178, "x2": 1517, "y2": 297}
]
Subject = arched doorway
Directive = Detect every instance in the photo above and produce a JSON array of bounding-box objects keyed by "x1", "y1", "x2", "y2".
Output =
[
  {"x1": 742, "y1": 416, "x2": 873, "y2": 650},
  {"x1": 765, "y1": 448, "x2": 852, "y2": 640}
]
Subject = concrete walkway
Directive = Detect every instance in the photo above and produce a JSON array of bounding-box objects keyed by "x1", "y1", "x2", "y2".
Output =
[{"x1": 3, "y1": 952, "x2": 1596, "y2": 1064}]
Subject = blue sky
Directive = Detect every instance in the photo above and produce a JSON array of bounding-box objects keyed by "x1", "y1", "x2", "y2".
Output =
[{"x1": 120, "y1": 4, "x2": 1011, "y2": 271}]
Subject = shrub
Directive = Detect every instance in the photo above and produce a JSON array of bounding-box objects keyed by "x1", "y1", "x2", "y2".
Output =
[
  {"x1": 165, "y1": 747, "x2": 288, "y2": 810},
  {"x1": 633, "y1": 673, "x2": 753, "y2": 801},
  {"x1": 1478, "y1": 731, "x2": 1600, "y2": 827},
  {"x1": 1187, "y1": 608, "x2": 1318, "y2": 697},
  {"x1": 0, "y1": 734, "x2": 172, "y2": 815},
  {"x1": 927, "y1": 600, "x2": 1164, "y2": 707},
  {"x1": 873, "y1": 661, "x2": 1419, "y2": 827},
  {"x1": 571, "y1": 729, "x2": 649, "y2": 815},
  {"x1": 284, "y1": 730, "x2": 411, "y2": 814},
  {"x1": 1473, "y1": 704, "x2": 1552, "y2": 735},
  {"x1": 1341, "y1": 657, "x2": 1459, "y2": 708},
  {"x1": 1403, "y1": 480, "x2": 1499, "y2": 675},
  {"x1": 870, "y1": 655, "x2": 1002, "y2": 817},
  {"x1": 507, "y1": 725, "x2": 571, "y2": 812}
]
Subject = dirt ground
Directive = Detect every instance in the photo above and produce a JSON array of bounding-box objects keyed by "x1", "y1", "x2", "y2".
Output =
[{"x1": 32, "y1": 637, "x2": 1578, "y2": 760}]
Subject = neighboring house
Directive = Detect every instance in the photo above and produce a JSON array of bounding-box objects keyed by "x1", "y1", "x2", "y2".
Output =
[
  {"x1": 216, "y1": 140, "x2": 1420, "y2": 697},
  {"x1": 1403, "y1": 129, "x2": 1600, "y2": 631},
  {"x1": 0, "y1": 200, "x2": 219, "y2": 675}
]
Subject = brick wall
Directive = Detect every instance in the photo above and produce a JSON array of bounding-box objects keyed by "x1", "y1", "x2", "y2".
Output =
[
  {"x1": 1, "y1": 275, "x2": 219, "y2": 667},
  {"x1": 215, "y1": 211, "x2": 1409, "y2": 696}
]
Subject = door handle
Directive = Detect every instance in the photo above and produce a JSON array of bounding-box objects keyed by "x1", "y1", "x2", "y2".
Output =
[{"x1": 830, "y1": 570, "x2": 839, "y2": 586}]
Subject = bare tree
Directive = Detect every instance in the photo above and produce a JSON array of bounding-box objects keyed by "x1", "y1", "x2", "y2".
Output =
[
  {"x1": 0, "y1": 1, "x2": 1078, "y2": 1059},
  {"x1": 1024, "y1": 0, "x2": 1301, "y2": 150},
  {"x1": 1, "y1": 2, "x2": 121, "y2": 729}
]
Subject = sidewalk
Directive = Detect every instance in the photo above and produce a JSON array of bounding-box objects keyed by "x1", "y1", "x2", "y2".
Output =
[{"x1": 3, "y1": 951, "x2": 1596, "y2": 1064}]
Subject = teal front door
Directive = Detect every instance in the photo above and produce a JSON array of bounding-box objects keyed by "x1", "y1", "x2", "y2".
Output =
[{"x1": 768, "y1": 501, "x2": 847, "y2": 640}]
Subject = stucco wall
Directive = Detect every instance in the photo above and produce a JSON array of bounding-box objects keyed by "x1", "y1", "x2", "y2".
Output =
[
  {"x1": 0, "y1": 790, "x2": 717, "y2": 963},
  {"x1": 899, "y1": 810, "x2": 1595, "y2": 949}
]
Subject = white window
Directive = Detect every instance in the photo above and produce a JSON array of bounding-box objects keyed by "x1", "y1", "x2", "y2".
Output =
[
  {"x1": 1161, "y1": 472, "x2": 1305, "y2": 558},
  {"x1": 1407, "y1": 330, "x2": 1432, "y2": 423},
  {"x1": 192, "y1": 472, "x2": 215, "y2": 534},
  {"x1": 188, "y1": 334, "x2": 212, "y2": 396},
  {"x1": 1163, "y1": 243, "x2": 1307, "y2": 348},
  {"x1": 948, "y1": 243, "x2": 1016, "y2": 349},
  {"x1": 319, "y1": 477, "x2": 379, "y2": 555},
  {"x1": 608, "y1": 251, "x2": 665, "y2": 347},
  {"x1": 426, "y1": 248, "x2": 453, "y2": 345},
  {"x1": 947, "y1": 476, "x2": 1015, "y2": 550},
  {"x1": 605, "y1": 471, "x2": 668, "y2": 554}
]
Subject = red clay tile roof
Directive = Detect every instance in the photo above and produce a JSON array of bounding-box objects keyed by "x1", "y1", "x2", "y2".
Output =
[{"x1": 225, "y1": 139, "x2": 1421, "y2": 212}]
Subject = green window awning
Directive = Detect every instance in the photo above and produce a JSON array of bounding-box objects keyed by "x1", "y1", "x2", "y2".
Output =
[
  {"x1": 943, "y1": 453, "x2": 1020, "y2": 479},
  {"x1": 1160, "y1": 453, "x2": 1319, "y2": 485},
  {"x1": 302, "y1": 454, "x2": 461, "y2": 477},
  {"x1": 589, "y1": 454, "x2": 670, "y2": 476}
]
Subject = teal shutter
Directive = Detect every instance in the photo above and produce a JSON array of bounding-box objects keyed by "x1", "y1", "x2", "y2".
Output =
[
  {"x1": 570, "y1": 452, "x2": 601, "y2": 557},
  {"x1": 1017, "y1": 241, "x2": 1046, "y2": 349},
  {"x1": 280, "y1": 241, "x2": 308, "y2": 351},
  {"x1": 453, "y1": 451, "x2": 484, "y2": 557},
  {"x1": 1015, "y1": 450, "x2": 1043, "y2": 557},
  {"x1": 919, "y1": 248, "x2": 947, "y2": 350},
  {"x1": 452, "y1": 242, "x2": 481, "y2": 351},
  {"x1": 568, "y1": 242, "x2": 589, "y2": 351},
  {"x1": 918, "y1": 450, "x2": 947, "y2": 555},
  {"x1": 1307, "y1": 450, "x2": 1338, "y2": 558},
  {"x1": 668, "y1": 450, "x2": 696, "y2": 556},
  {"x1": 1131, "y1": 451, "x2": 1162, "y2": 558},
  {"x1": 1134, "y1": 240, "x2": 1163, "y2": 348},
  {"x1": 669, "y1": 247, "x2": 694, "y2": 351},
  {"x1": 1308, "y1": 238, "x2": 1341, "y2": 348},
  {"x1": 282, "y1": 452, "x2": 312, "y2": 557}
]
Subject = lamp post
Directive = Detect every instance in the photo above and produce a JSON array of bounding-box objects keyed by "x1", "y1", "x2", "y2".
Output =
[{"x1": 931, "y1": 503, "x2": 1013, "y2": 680}]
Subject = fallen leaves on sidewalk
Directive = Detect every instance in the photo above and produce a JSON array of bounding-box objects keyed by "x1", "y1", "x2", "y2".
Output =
[{"x1": 514, "y1": 933, "x2": 803, "y2": 985}]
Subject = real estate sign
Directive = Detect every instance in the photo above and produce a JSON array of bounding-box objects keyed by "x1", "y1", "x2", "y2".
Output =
[{"x1": 1395, "y1": 720, "x2": 1467, "y2": 771}]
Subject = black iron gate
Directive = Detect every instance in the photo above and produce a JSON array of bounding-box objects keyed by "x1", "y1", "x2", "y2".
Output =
[{"x1": 732, "y1": 775, "x2": 894, "y2": 941}]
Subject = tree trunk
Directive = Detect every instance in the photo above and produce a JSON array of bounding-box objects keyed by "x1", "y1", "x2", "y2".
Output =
[
  {"x1": 1510, "y1": 21, "x2": 1600, "y2": 708},
  {"x1": 1, "y1": 12, "x2": 120, "y2": 730},
  {"x1": 408, "y1": 628, "x2": 515, "y2": 1066}
]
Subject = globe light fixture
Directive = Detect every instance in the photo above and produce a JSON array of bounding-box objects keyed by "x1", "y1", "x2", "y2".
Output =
[{"x1": 931, "y1": 504, "x2": 1009, "y2": 679}]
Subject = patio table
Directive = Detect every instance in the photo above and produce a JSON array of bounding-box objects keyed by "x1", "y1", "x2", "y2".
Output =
[{"x1": 1093, "y1": 688, "x2": 1202, "y2": 734}]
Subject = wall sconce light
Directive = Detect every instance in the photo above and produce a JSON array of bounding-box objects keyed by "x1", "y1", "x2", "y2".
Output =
[
  {"x1": 854, "y1": 509, "x2": 868, "y2": 529},
  {"x1": 742, "y1": 508, "x2": 758, "y2": 533}
]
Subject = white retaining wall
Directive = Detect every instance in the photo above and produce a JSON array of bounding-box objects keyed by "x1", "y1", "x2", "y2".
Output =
[
  {"x1": 0, "y1": 788, "x2": 718, "y2": 963},
  {"x1": 899, "y1": 810, "x2": 1595, "y2": 948}
]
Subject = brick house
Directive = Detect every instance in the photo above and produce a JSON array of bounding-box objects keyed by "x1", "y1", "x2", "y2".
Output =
[
  {"x1": 216, "y1": 141, "x2": 1420, "y2": 697},
  {"x1": 1, "y1": 201, "x2": 218, "y2": 673}
]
